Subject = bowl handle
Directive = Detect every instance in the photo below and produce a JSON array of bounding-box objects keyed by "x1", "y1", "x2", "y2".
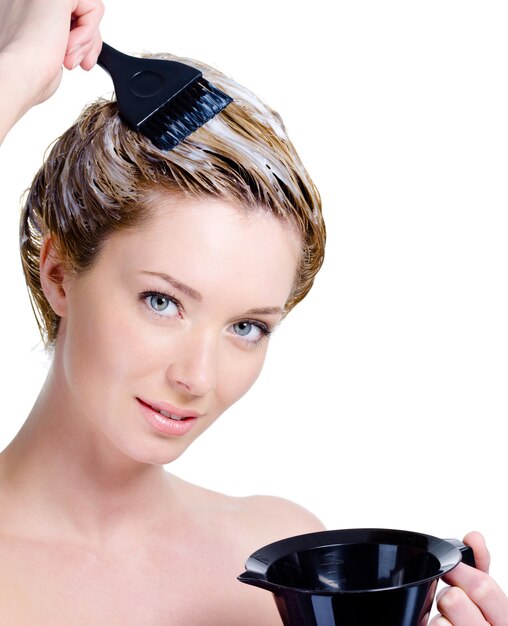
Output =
[{"x1": 445, "y1": 538, "x2": 477, "y2": 568}]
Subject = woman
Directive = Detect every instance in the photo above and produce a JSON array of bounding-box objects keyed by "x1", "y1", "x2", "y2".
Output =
[{"x1": 0, "y1": 1, "x2": 507, "y2": 625}]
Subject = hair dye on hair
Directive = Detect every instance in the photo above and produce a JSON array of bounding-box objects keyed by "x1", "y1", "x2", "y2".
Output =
[{"x1": 20, "y1": 53, "x2": 326, "y2": 347}]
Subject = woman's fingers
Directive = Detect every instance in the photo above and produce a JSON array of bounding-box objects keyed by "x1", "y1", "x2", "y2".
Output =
[
  {"x1": 462, "y1": 531, "x2": 490, "y2": 574},
  {"x1": 441, "y1": 563, "x2": 508, "y2": 625},
  {"x1": 64, "y1": 35, "x2": 102, "y2": 71},
  {"x1": 429, "y1": 534, "x2": 507, "y2": 626},
  {"x1": 434, "y1": 584, "x2": 489, "y2": 625},
  {"x1": 76, "y1": 37, "x2": 102, "y2": 71},
  {"x1": 64, "y1": 0, "x2": 104, "y2": 70}
]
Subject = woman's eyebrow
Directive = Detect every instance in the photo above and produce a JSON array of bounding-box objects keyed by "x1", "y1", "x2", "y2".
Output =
[
  {"x1": 140, "y1": 271, "x2": 284, "y2": 315},
  {"x1": 140, "y1": 271, "x2": 202, "y2": 301},
  {"x1": 245, "y1": 306, "x2": 284, "y2": 316}
]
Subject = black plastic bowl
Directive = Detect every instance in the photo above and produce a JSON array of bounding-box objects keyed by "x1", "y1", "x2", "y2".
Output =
[{"x1": 238, "y1": 528, "x2": 475, "y2": 626}]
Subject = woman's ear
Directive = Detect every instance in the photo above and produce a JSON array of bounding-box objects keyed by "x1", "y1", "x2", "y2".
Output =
[{"x1": 40, "y1": 236, "x2": 69, "y2": 317}]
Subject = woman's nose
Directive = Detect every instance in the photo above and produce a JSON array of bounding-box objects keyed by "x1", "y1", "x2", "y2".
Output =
[{"x1": 165, "y1": 329, "x2": 219, "y2": 397}]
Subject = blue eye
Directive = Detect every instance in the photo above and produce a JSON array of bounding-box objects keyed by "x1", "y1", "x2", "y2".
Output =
[
  {"x1": 231, "y1": 321, "x2": 270, "y2": 344},
  {"x1": 234, "y1": 321, "x2": 256, "y2": 337},
  {"x1": 141, "y1": 292, "x2": 180, "y2": 318}
]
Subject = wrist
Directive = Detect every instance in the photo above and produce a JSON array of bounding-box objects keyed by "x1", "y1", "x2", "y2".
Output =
[
  {"x1": 0, "y1": 48, "x2": 55, "y2": 144},
  {"x1": 0, "y1": 49, "x2": 36, "y2": 118}
]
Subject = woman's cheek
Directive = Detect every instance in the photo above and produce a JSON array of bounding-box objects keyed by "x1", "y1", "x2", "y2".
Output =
[{"x1": 221, "y1": 346, "x2": 268, "y2": 406}]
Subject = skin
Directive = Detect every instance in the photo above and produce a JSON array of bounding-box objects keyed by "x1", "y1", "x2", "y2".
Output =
[
  {"x1": 0, "y1": 196, "x2": 324, "y2": 624},
  {"x1": 0, "y1": 1, "x2": 507, "y2": 623},
  {"x1": 430, "y1": 532, "x2": 508, "y2": 626},
  {"x1": 0, "y1": 0, "x2": 103, "y2": 144}
]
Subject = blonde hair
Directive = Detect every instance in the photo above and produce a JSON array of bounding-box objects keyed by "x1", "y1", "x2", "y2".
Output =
[{"x1": 20, "y1": 53, "x2": 326, "y2": 346}]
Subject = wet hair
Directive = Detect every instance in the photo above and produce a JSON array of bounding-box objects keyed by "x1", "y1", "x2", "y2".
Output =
[{"x1": 20, "y1": 53, "x2": 326, "y2": 347}]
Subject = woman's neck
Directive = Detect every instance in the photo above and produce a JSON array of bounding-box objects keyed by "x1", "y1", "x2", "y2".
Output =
[{"x1": 0, "y1": 364, "x2": 177, "y2": 547}]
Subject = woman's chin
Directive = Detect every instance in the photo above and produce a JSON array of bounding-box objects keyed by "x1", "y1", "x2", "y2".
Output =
[{"x1": 119, "y1": 437, "x2": 191, "y2": 468}]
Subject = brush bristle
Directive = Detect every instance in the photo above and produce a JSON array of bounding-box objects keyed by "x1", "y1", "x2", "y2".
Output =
[{"x1": 138, "y1": 78, "x2": 233, "y2": 151}]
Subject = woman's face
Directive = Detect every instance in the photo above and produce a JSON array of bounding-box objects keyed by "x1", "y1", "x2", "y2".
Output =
[{"x1": 55, "y1": 195, "x2": 301, "y2": 465}]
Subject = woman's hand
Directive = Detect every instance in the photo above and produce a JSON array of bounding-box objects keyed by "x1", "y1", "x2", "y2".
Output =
[
  {"x1": 430, "y1": 532, "x2": 508, "y2": 625},
  {"x1": 0, "y1": 0, "x2": 104, "y2": 142}
]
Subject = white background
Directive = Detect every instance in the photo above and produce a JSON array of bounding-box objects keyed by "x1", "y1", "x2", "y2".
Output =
[{"x1": 1, "y1": 0, "x2": 507, "y2": 610}]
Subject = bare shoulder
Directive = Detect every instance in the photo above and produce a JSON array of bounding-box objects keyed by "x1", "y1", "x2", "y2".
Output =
[
  {"x1": 167, "y1": 478, "x2": 325, "y2": 625},
  {"x1": 229, "y1": 493, "x2": 326, "y2": 552},
  {"x1": 172, "y1": 474, "x2": 324, "y2": 548},
  {"x1": 240, "y1": 494, "x2": 324, "y2": 531}
]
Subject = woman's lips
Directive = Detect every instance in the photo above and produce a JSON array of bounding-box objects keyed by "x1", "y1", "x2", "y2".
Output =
[
  {"x1": 137, "y1": 397, "x2": 202, "y2": 419},
  {"x1": 136, "y1": 398, "x2": 201, "y2": 436}
]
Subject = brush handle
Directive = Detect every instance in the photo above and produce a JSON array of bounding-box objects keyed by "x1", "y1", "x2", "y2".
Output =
[
  {"x1": 95, "y1": 41, "x2": 232, "y2": 150},
  {"x1": 97, "y1": 42, "x2": 122, "y2": 74},
  {"x1": 97, "y1": 42, "x2": 156, "y2": 96},
  {"x1": 96, "y1": 42, "x2": 202, "y2": 129}
]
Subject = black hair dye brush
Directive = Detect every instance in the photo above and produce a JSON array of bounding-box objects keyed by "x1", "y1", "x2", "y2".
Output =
[{"x1": 97, "y1": 42, "x2": 232, "y2": 151}]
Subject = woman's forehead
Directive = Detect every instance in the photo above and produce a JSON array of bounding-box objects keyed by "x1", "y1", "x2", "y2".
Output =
[{"x1": 99, "y1": 196, "x2": 302, "y2": 306}]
